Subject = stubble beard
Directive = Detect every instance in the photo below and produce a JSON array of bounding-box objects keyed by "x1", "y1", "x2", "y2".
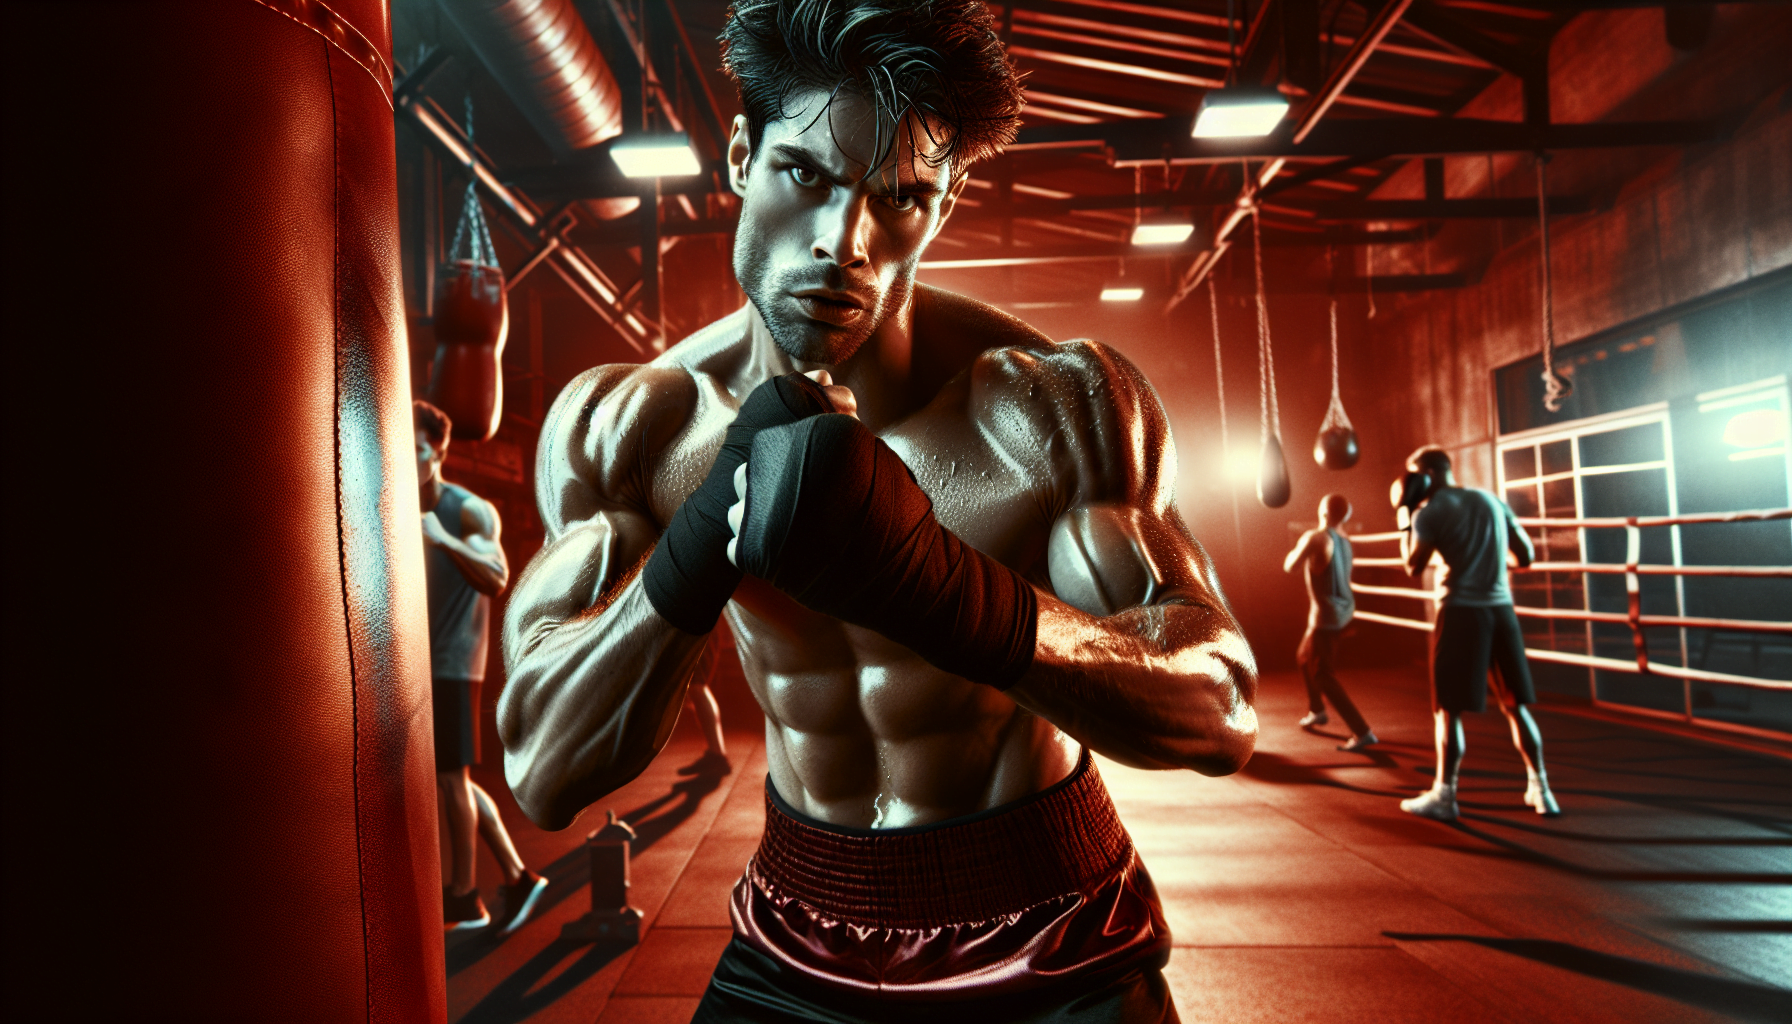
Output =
[{"x1": 733, "y1": 229, "x2": 917, "y2": 367}]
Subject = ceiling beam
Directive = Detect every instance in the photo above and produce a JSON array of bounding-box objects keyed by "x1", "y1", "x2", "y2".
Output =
[
  {"x1": 919, "y1": 225, "x2": 1437, "y2": 269},
  {"x1": 1007, "y1": 42, "x2": 1225, "y2": 89},
  {"x1": 951, "y1": 189, "x2": 1241, "y2": 222},
  {"x1": 1310, "y1": 195, "x2": 1594, "y2": 218},
  {"x1": 1401, "y1": 1, "x2": 1535, "y2": 75},
  {"x1": 1016, "y1": 115, "x2": 1719, "y2": 161}
]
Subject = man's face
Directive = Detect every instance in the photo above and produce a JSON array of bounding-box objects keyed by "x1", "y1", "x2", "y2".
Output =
[
  {"x1": 417, "y1": 428, "x2": 445, "y2": 484},
  {"x1": 729, "y1": 89, "x2": 963, "y2": 365}
]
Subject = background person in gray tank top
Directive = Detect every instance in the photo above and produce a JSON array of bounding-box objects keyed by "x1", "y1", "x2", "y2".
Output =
[
  {"x1": 416, "y1": 401, "x2": 548, "y2": 935},
  {"x1": 1284, "y1": 494, "x2": 1377, "y2": 751},
  {"x1": 1398, "y1": 446, "x2": 1560, "y2": 822}
]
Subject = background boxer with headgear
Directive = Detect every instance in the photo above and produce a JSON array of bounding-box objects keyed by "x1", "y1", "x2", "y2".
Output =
[{"x1": 1397, "y1": 446, "x2": 1560, "y2": 821}]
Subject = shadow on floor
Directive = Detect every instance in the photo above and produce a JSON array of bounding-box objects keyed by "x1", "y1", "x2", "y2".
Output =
[
  {"x1": 457, "y1": 939, "x2": 632, "y2": 1024},
  {"x1": 1384, "y1": 932, "x2": 1792, "y2": 1023},
  {"x1": 1239, "y1": 750, "x2": 1411, "y2": 796},
  {"x1": 1450, "y1": 819, "x2": 1792, "y2": 884},
  {"x1": 447, "y1": 769, "x2": 729, "y2": 977},
  {"x1": 1472, "y1": 814, "x2": 1792, "y2": 846}
]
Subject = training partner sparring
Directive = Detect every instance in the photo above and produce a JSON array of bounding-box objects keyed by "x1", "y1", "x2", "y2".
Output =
[
  {"x1": 1283, "y1": 493, "x2": 1377, "y2": 751},
  {"x1": 1397, "y1": 446, "x2": 1561, "y2": 821},
  {"x1": 500, "y1": 2, "x2": 1258, "y2": 1020},
  {"x1": 416, "y1": 401, "x2": 548, "y2": 934}
]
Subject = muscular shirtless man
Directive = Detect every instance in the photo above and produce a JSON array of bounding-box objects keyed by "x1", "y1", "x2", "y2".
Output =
[{"x1": 501, "y1": 3, "x2": 1256, "y2": 1019}]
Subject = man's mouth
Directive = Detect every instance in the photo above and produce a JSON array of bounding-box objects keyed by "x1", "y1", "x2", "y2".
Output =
[{"x1": 792, "y1": 289, "x2": 866, "y2": 327}]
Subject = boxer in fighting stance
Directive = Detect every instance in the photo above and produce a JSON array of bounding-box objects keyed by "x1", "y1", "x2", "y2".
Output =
[
  {"x1": 501, "y1": 3, "x2": 1256, "y2": 1019},
  {"x1": 1398, "y1": 446, "x2": 1560, "y2": 821},
  {"x1": 1283, "y1": 494, "x2": 1377, "y2": 751}
]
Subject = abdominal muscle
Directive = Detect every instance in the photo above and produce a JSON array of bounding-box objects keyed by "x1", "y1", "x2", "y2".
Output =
[{"x1": 723, "y1": 577, "x2": 1078, "y2": 829}]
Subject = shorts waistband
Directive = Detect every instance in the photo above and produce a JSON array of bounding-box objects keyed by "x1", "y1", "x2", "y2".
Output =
[{"x1": 752, "y1": 750, "x2": 1133, "y2": 930}]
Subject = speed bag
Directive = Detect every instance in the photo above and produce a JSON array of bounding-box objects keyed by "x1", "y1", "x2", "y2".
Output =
[{"x1": 428, "y1": 259, "x2": 508, "y2": 441}]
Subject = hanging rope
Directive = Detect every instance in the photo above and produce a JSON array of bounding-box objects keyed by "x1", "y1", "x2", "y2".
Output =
[
  {"x1": 1210, "y1": 275, "x2": 1245, "y2": 562},
  {"x1": 1210, "y1": 275, "x2": 1230, "y2": 471},
  {"x1": 1536, "y1": 151, "x2": 1572, "y2": 412},
  {"x1": 447, "y1": 96, "x2": 498, "y2": 270},
  {"x1": 1251, "y1": 203, "x2": 1291, "y2": 507},
  {"x1": 1315, "y1": 245, "x2": 1359, "y2": 469},
  {"x1": 1364, "y1": 238, "x2": 1376, "y2": 318},
  {"x1": 1251, "y1": 206, "x2": 1282, "y2": 446},
  {"x1": 1326, "y1": 246, "x2": 1346, "y2": 421}
]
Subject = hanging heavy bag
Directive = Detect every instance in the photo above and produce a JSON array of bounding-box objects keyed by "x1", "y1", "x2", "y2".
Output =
[
  {"x1": 429, "y1": 255, "x2": 507, "y2": 441},
  {"x1": 1258, "y1": 434, "x2": 1291, "y2": 508},
  {"x1": 426, "y1": 100, "x2": 508, "y2": 441},
  {"x1": 1314, "y1": 295, "x2": 1360, "y2": 470}
]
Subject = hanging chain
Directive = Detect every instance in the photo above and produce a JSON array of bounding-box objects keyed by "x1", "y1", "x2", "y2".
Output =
[
  {"x1": 1536, "y1": 152, "x2": 1571, "y2": 412},
  {"x1": 1251, "y1": 205, "x2": 1281, "y2": 442},
  {"x1": 446, "y1": 95, "x2": 498, "y2": 269}
]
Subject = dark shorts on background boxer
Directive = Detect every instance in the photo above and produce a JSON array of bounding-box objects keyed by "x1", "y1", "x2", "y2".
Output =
[
  {"x1": 692, "y1": 750, "x2": 1177, "y2": 1023},
  {"x1": 1432, "y1": 604, "x2": 1537, "y2": 714},
  {"x1": 432, "y1": 676, "x2": 481, "y2": 772}
]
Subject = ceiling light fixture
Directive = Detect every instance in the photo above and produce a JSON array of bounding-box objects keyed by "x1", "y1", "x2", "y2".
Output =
[
  {"x1": 610, "y1": 133, "x2": 701, "y2": 178},
  {"x1": 1101, "y1": 283, "x2": 1145, "y2": 302},
  {"x1": 1192, "y1": 86, "x2": 1290, "y2": 139},
  {"x1": 1131, "y1": 219, "x2": 1196, "y2": 246}
]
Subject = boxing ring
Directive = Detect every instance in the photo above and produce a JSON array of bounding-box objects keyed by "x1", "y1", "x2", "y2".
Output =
[{"x1": 1345, "y1": 507, "x2": 1792, "y2": 737}]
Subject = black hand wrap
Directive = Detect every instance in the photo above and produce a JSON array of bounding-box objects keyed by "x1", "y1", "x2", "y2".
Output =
[
  {"x1": 737, "y1": 414, "x2": 1038, "y2": 690},
  {"x1": 643, "y1": 373, "x2": 833, "y2": 634}
]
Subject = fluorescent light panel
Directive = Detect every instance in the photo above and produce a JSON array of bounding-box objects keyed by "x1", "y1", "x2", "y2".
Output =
[
  {"x1": 1131, "y1": 221, "x2": 1195, "y2": 246},
  {"x1": 1192, "y1": 87, "x2": 1290, "y2": 139},
  {"x1": 1100, "y1": 285, "x2": 1145, "y2": 302},
  {"x1": 611, "y1": 137, "x2": 701, "y2": 178}
]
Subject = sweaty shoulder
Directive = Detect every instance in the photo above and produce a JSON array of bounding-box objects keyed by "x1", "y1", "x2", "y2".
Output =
[
  {"x1": 954, "y1": 312, "x2": 1174, "y2": 517},
  {"x1": 535, "y1": 308, "x2": 752, "y2": 540},
  {"x1": 534, "y1": 363, "x2": 698, "y2": 541}
]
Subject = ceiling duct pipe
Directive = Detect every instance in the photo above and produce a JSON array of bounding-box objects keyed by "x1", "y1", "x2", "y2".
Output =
[
  {"x1": 436, "y1": 0, "x2": 626, "y2": 157},
  {"x1": 436, "y1": 0, "x2": 636, "y2": 216}
]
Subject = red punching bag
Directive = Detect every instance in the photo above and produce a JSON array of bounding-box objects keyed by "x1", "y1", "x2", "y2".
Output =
[
  {"x1": 428, "y1": 106, "x2": 508, "y2": 440},
  {"x1": 10, "y1": 1, "x2": 445, "y2": 1020}
]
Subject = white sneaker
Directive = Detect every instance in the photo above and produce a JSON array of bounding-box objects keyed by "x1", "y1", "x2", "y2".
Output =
[
  {"x1": 1299, "y1": 711, "x2": 1329, "y2": 728},
  {"x1": 1524, "y1": 781, "x2": 1562, "y2": 817},
  {"x1": 1338, "y1": 731, "x2": 1379, "y2": 752},
  {"x1": 1400, "y1": 788, "x2": 1459, "y2": 821}
]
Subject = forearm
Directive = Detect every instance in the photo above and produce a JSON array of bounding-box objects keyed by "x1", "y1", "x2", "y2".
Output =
[
  {"x1": 438, "y1": 537, "x2": 508, "y2": 595},
  {"x1": 499, "y1": 575, "x2": 705, "y2": 829},
  {"x1": 1008, "y1": 593, "x2": 1257, "y2": 775}
]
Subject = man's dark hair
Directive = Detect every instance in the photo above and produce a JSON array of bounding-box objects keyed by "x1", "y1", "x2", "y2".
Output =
[
  {"x1": 721, "y1": 0, "x2": 1024, "y2": 177},
  {"x1": 1323, "y1": 493, "x2": 1351, "y2": 522},
  {"x1": 414, "y1": 399, "x2": 452, "y2": 448},
  {"x1": 1408, "y1": 446, "x2": 1451, "y2": 477}
]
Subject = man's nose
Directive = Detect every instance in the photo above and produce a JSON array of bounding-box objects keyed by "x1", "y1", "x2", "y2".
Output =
[{"x1": 811, "y1": 191, "x2": 870, "y2": 269}]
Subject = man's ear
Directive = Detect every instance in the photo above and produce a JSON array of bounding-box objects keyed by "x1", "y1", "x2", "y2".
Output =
[
  {"x1": 727, "y1": 115, "x2": 752, "y2": 197},
  {"x1": 925, "y1": 172, "x2": 972, "y2": 244}
]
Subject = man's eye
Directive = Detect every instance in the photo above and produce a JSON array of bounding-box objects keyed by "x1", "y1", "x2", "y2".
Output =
[
  {"x1": 790, "y1": 166, "x2": 820, "y2": 187},
  {"x1": 885, "y1": 193, "x2": 918, "y2": 212}
]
